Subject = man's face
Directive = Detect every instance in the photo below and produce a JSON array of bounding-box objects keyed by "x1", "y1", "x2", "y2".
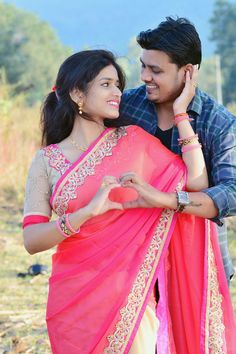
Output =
[{"x1": 140, "y1": 49, "x2": 186, "y2": 104}]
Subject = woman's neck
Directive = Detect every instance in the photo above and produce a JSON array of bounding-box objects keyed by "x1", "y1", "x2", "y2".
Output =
[{"x1": 70, "y1": 116, "x2": 106, "y2": 146}]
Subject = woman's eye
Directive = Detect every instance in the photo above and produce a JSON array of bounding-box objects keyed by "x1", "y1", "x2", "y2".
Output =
[{"x1": 102, "y1": 82, "x2": 109, "y2": 87}]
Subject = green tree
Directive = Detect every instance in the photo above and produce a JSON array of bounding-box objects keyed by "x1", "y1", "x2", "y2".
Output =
[
  {"x1": 198, "y1": 57, "x2": 218, "y2": 100},
  {"x1": 210, "y1": 0, "x2": 236, "y2": 104},
  {"x1": 0, "y1": 2, "x2": 71, "y2": 104}
]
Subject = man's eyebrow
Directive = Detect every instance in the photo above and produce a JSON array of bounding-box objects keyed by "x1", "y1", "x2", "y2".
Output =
[
  {"x1": 139, "y1": 58, "x2": 161, "y2": 70},
  {"x1": 99, "y1": 77, "x2": 120, "y2": 82}
]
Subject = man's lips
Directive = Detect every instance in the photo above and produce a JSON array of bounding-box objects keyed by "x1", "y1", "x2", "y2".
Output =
[{"x1": 146, "y1": 84, "x2": 158, "y2": 93}]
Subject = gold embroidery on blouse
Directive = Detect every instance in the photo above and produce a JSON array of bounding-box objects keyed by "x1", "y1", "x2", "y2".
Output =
[
  {"x1": 103, "y1": 208, "x2": 175, "y2": 353},
  {"x1": 206, "y1": 222, "x2": 225, "y2": 353},
  {"x1": 53, "y1": 128, "x2": 127, "y2": 216},
  {"x1": 43, "y1": 144, "x2": 72, "y2": 175}
]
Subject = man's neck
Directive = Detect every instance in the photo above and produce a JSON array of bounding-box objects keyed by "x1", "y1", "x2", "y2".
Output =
[{"x1": 156, "y1": 102, "x2": 174, "y2": 130}]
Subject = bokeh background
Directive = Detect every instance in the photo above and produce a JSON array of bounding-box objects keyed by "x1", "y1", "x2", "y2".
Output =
[{"x1": 0, "y1": 0, "x2": 236, "y2": 352}]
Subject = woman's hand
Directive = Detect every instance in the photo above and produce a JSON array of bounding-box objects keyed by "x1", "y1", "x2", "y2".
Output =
[
  {"x1": 173, "y1": 65, "x2": 198, "y2": 115},
  {"x1": 119, "y1": 172, "x2": 169, "y2": 209},
  {"x1": 84, "y1": 176, "x2": 124, "y2": 217}
]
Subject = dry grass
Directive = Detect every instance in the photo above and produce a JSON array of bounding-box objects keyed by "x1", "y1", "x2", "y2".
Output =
[
  {"x1": 0, "y1": 202, "x2": 52, "y2": 353},
  {"x1": 0, "y1": 101, "x2": 41, "y2": 206},
  {"x1": 0, "y1": 202, "x2": 235, "y2": 353}
]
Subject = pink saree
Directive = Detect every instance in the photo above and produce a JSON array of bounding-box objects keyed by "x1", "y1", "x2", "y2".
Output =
[{"x1": 46, "y1": 125, "x2": 236, "y2": 353}]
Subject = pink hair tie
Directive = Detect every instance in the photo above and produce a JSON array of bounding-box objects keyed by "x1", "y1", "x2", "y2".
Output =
[{"x1": 52, "y1": 85, "x2": 57, "y2": 92}]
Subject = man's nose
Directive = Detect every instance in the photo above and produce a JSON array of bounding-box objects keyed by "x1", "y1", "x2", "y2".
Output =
[{"x1": 141, "y1": 66, "x2": 152, "y2": 82}]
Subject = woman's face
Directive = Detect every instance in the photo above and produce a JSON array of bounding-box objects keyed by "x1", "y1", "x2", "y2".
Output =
[{"x1": 83, "y1": 65, "x2": 122, "y2": 122}]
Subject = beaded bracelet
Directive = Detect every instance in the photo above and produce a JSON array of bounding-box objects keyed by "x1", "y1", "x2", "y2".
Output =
[
  {"x1": 178, "y1": 134, "x2": 199, "y2": 146},
  {"x1": 56, "y1": 215, "x2": 72, "y2": 238},
  {"x1": 65, "y1": 213, "x2": 80, "y2": 234},
  {"x1": 181, "y1": 143, "x2": 202, "y2": 153}
]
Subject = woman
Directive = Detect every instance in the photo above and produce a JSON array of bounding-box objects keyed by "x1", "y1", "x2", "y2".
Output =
[{"x1": 23, "y1": 50, "x2": 235, "y2": 353}]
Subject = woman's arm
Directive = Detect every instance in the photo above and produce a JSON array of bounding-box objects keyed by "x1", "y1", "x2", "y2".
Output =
[
  {"x1": 120, "y1": 173, "x2": 218, "y2": 219},
  {"x1": 23, "y1": 207, "x2": 92, "y2": 254},
  {"x1": 173, "y1": 66, "x2": 208, "y2": 191},
  {"x1": 23, "y1": 176, "x2": 123, "y2": 254}
]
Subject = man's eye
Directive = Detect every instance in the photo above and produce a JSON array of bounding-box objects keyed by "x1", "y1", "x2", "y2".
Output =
[{"x1": 152, "y1": 70, "x2": 161, "y2": 74}]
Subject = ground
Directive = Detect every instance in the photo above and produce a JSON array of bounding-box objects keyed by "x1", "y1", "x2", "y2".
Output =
[{"x1": 0, "y1": 202, "x2": 235, "y2": 353}]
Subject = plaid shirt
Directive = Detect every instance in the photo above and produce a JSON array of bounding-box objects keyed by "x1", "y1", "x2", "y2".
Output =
[{"x1": 120, "y1": 85, "x2": 236, "y2": 281}]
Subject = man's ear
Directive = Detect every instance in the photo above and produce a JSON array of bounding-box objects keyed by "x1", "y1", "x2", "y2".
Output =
[
  {"x1": 69, "y1": 88, "x2": 84, "y2": 104},
  {"x1": 183, "y1": 63, "x2": 194, "y2": 80}
]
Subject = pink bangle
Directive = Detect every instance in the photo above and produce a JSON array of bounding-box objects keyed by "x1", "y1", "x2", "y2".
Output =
[
  {"x1": 65, "y1": 213, "x2": 80, "y2": 234},
  {"x1": 174, "y1": 114, "x2": 194, "y2": 125},
  {"x1": 181, "y1": 143, "x2": 202, "y2": 153},
  {"x1": 56, "y1": 217, "x2": 71, "y2": 238}
]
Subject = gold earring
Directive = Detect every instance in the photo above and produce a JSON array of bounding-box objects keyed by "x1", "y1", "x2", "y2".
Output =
[{"x1": 78, "y1": 102, "x2": 83, "y2": 115}]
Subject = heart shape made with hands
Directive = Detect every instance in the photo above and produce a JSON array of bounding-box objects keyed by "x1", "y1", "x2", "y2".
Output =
[
  {"x1": 106, "y1": 175, "x2": 140, "y2": 204},
  {"x1": 108, "y1": 185, "x2": 139, "y2": 204}
]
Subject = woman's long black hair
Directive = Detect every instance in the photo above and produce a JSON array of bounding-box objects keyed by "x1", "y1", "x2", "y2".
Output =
[{"x1": 41, "y1": 50, "x2": 127, "y2": 146}]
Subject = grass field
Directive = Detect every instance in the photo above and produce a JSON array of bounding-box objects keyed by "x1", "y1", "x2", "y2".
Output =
[{"x1": 0, "y1": 201, "x2": 235, "y2": 354}]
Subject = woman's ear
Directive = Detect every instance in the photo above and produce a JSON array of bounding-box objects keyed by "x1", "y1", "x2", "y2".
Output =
[{"x1": 69, "y1": 88, "x2": 84, "y2": 105}]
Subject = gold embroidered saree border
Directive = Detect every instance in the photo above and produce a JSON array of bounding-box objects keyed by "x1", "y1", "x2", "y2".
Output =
[
  {"x1": 103, "y1": 208, "x2": 175, "y2": 353},
  {"x1": 52, "y1": 127, "x2": 127, "y2": 216},
  {"x1": 205, "y1": 220, "x2": 225, "y2": 353}
]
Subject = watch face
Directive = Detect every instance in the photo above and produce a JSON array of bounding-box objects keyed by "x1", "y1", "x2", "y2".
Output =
[{"x1": 178, "y1": 191, "x2": 190, "y2": 205}]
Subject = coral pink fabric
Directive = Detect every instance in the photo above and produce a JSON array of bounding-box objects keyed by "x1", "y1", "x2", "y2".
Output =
[{"x1": 43, "y1": 126, "x2": 235, "y2": 353}]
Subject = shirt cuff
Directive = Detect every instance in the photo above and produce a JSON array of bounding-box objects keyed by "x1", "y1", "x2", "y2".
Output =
[{"x1": 202, "y1": 187, "x2": 227, "y2": 226}]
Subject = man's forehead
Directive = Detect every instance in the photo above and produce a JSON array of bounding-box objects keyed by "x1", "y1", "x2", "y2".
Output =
[{"x1": 140, "y1": 49, "x2": 172, "y2": 66}]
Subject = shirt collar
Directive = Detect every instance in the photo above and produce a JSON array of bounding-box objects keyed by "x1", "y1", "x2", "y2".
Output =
[{"x1": 187, "y1": 88, "x2": 202, "y2": 116}]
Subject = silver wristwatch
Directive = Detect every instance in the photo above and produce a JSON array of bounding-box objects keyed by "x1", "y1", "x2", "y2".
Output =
[{"x1": 176, "y1": 191, "x2": 190, "y2": 212}]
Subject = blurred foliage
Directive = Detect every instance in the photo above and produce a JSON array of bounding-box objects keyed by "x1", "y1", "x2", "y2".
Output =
[
  {"x1": 198, "y1": 57, "x2": 217, "y2": 100},
  {"x1": 0, "y1": 2, "x2": 71, "y2": 105},
  {"x1": 227, "y1": 102, "x2": 236, "y2": 115},
  {"x1": 118, "y1": 37, "x2": 142, "y2": 89},
  {"x1": 210, "y1": 0, "x2": 236, "y2": 105},
  {"x1": 0, "y1": 78, "x2": 41, "y2": 206}
]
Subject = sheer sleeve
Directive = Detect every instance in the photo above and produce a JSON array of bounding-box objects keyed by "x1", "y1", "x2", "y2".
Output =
[{"x1": 23, "y1": 149, "x2": 52, "y2": 218}]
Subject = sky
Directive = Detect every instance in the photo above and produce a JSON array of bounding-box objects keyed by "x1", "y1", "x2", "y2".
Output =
[{"x1": 3, "y1": 0, "x2": 236, "y2": 57}]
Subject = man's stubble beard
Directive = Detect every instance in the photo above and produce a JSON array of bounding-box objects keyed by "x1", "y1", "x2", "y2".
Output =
[{"x1": 147, "y1": 83, "x2": 185, "y2": 107}]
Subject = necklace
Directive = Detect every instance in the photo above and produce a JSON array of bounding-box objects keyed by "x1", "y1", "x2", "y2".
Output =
[
  {"x1": 69, "y1": 125, "x2": 106, "y2": 152},
  {"x1": 69, "y1": 137, "x2": 88, "y2": 152}
]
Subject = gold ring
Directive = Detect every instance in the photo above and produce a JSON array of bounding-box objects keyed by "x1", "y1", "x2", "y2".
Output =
[
  {"x1": 101, "y1": 181, "x2": 109, "y2": 188},
  {"x1": 193, "y1": 83, "x2": 197, "y2": 88}
]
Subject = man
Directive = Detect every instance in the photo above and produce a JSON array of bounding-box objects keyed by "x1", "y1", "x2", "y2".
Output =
[{"x1": 120, "y1": 17, "x2": 236, "y2": 282}]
